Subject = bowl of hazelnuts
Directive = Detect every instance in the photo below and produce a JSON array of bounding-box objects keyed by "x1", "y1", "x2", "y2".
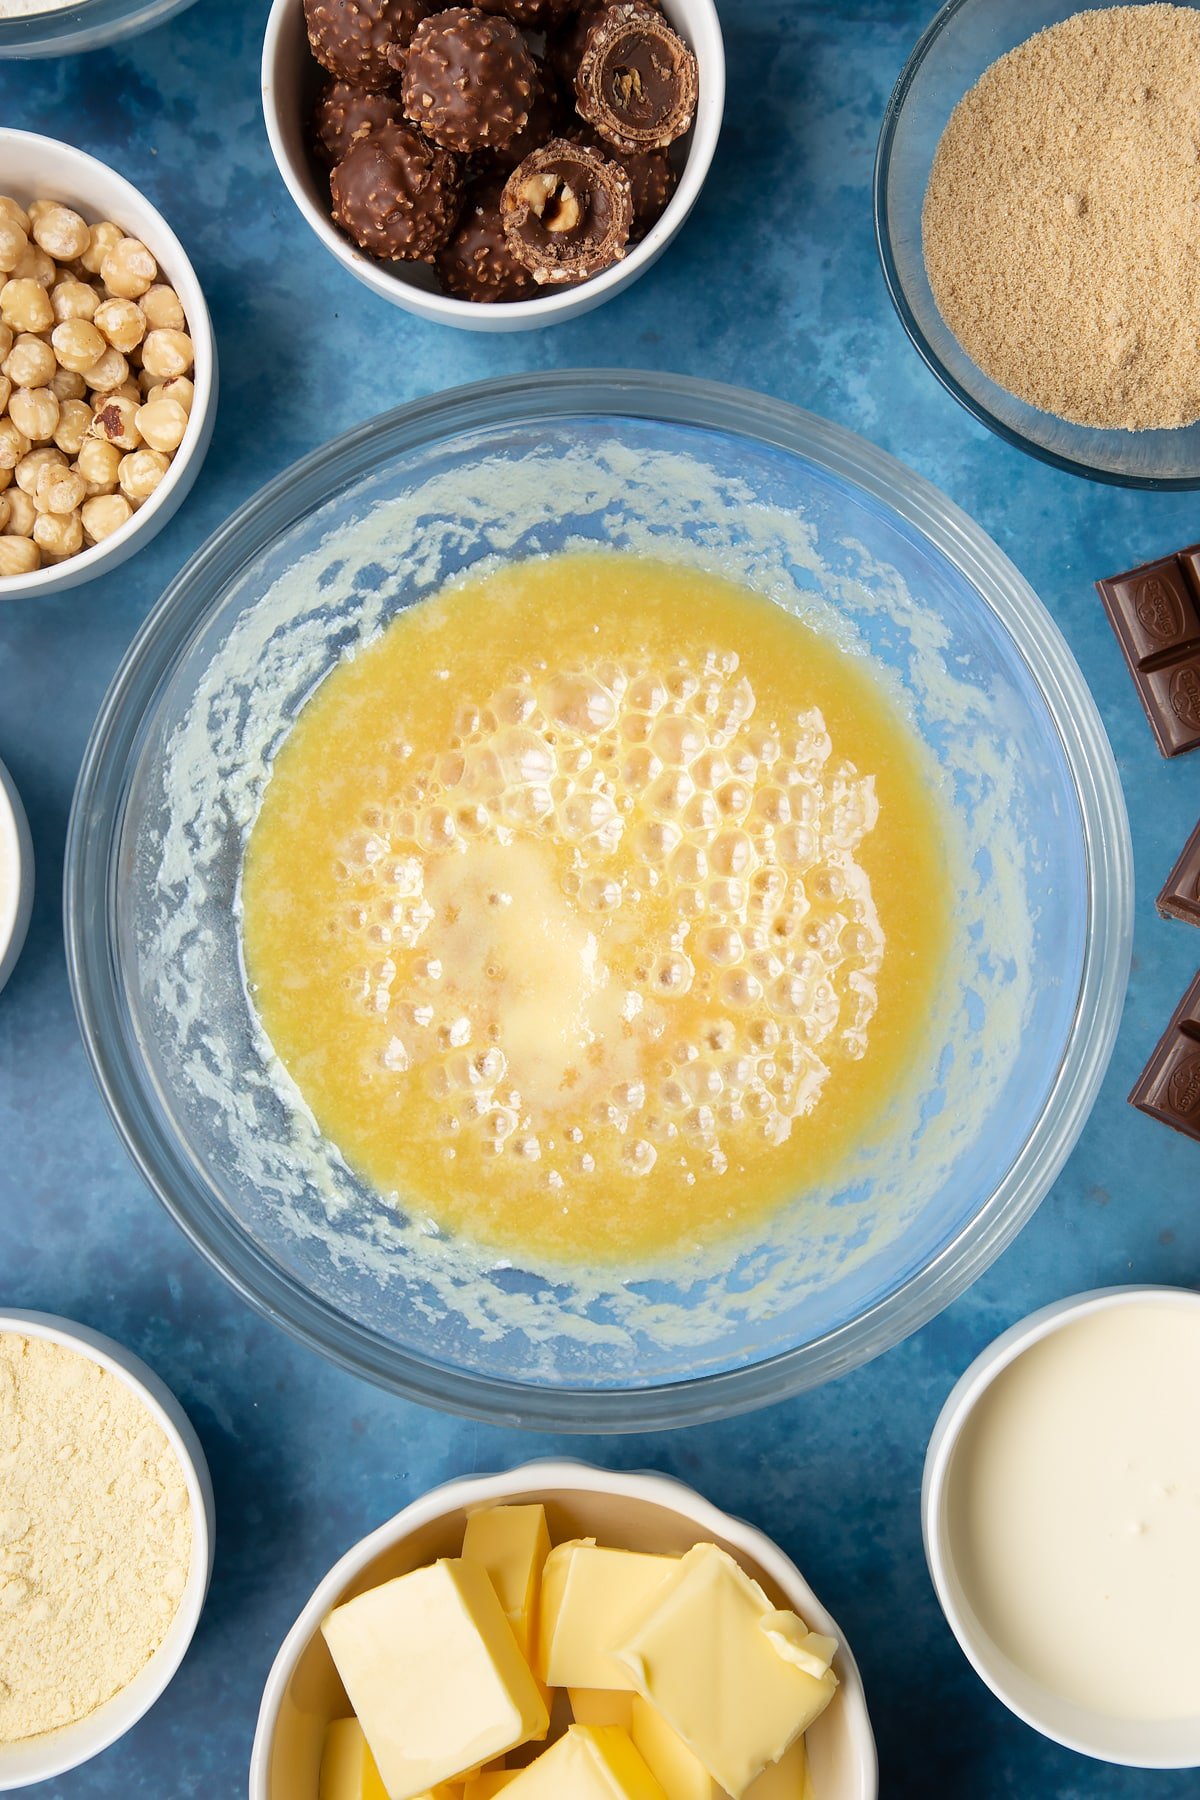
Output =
[
  {"x1": 261, "y1": 0, "x2": 724, "y2": 329},
  {"x1": 0, "y1": 130, "x2": 216, "y2": 599}
]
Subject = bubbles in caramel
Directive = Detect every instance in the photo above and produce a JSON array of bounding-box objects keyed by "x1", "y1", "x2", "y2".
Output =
[{"x1": 242, "y1": 554, "x2": 949, "y2": 1263}]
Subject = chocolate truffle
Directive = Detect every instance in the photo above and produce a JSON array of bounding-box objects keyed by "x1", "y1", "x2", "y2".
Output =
[
  {"x1": 304, "y1": 0, "x2": 432, "y2": 91},
  {"x1": 571, "y1": 125, "x2": 676, "y2": 238},
  {"x1": 488, "y1": 56, "x2": 566, "y2": 172},
  {"x1": 312, "y1": 80, "x2": 405, "y2": 168},
  {"x1": 575, "y1": 2, "x2": 698, "y2": 151},
  {"x1": 477, "y1": 0, "x2": 576, "y2": 26},
  {"x1": 437, "y1": 176, "x2": 539, "y2": 301},
  {"x1": 501, "y1": 137, "x2": 632, "y2": 283},
  {"x1": 546, "y1": 0, "x2": 658, "y2": 88},
  {"x1": 402, "y1": 7, "x2": 539, "y2": 155},
  {"x1": 331, "y1": 121, "x2": 463, "y2": 260}
]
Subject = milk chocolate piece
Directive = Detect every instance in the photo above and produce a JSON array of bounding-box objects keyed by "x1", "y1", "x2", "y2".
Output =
[
  {"x1": 304, "y1": 0, "x2": 431, "y2": 90},
  {"x1": 501, "y1": 138, "x2": 632, "y2": 283},
  {"x1": 312, "y1": 80, "x2": 405, "y2": 168},
  {"x1": 437, "y1": 176, "x2": 538, "y2": 301},
  {"x1": 1159, "y1": 820, "x2": 1200, "y2": 926},
  {"x1": 1096, "y1": 546, "x2": 1200, "y2": 757},
  {"x1": 575, "y1": 2, "x2": 698, "y2": 152},
  {"x1": 330, "y1": 121, "x2": 463, "y2": 260},
  {"x1": 1130, "y1": 970, "x2": 1200, "y2": 1143},
  {"x1": 402, "y1": 6, "x2": 538, "y2": 156}
]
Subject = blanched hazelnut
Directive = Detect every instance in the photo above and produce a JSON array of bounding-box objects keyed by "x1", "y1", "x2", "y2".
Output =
[
  {"x1": 81, "y1": 492, "x2": 132, "y2": 543},
  {"x1": 140, "y1": 283, "x2": 185, "y2": 331},
  {"x1": 3, "y1": 487, "x2": 34, "y2": 535},
  {"x1": 48, "y1": 365, "x2": 86, "y2": 402},
  {"x1": 51, "y1": 318, "x2": 105, "y2": 373},
  {"x1": 100, "y1": 237, "x2": 156, "y2": 299},
  {"x1": 51, "y1": 278, "x2": 99, "y2": 323},
  {"x1": 75, "y1": 435, "x2": 121, "y2": 491},
  {"x1": 87, "y1": 393, "x2": 140, "y2": 449},
  {"x1": 31, "y1": 204, "x2": 90, "y2": 262},
  {"x1": 135, "y1": 396, "x2": 188, "y2": 452},
  {"x1": 9, "y1": 244, "x2": 55, "y2": 288},
  {"x1": 82, "y1": 347, "x2": 128, "y2": 393},
  {"x1": 33, "y1": 507, "x2": 82, "y2": 559},
  {"x1": 0, "y1": 418, "x2": 30, "y2": 470},
  {"x1": 118, "y1": 446, "x2": 168, "y2": 500},
  {"x1": 53, "y1": 397, "x2": 92, "y2": 456},
  {"x1": 94, "y1": 297, "x2": 146, "y2": 354},
  {"x1": 0, "y1": 217, "x2": 27, "y2": 274},
  {"x1": 8, "y1": 386, "x2": 59, "y2": 443},
  {"x1": 0, "y1": 197, "x2": 31, "y2": 238},
  {"x1": 0, "y1": 535, "x2": 40, "y2": 575},
  {"x1": 81, "y1": 220, "x2": 121, "y2": 276},
  {"x1": 1, "y1": 278, "x2": 53, "y2": 333},
  {"x1": 15, "y1": 446, "x2": 65, "y2": 495},
  {"x1": 147, "y1": 374, "x2": 195, "y2": 415},
  {"x1": 33, "y1": 461, "x2": 85, "y2": 515},
  {"x1": 4, "y1": 334, "x2": 56, "y2": 388},
  {"x1": 140, "y1": 328, "x2": 193, "y2": 379}
]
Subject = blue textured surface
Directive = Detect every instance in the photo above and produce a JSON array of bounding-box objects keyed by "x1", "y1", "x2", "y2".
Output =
[{"x1": 0, "y1": 2, "x2": 1198, "y2": 1795}]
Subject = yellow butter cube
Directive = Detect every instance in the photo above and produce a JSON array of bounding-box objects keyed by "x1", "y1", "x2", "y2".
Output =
[
  {"x1": 742, "y1": 1735, "x2": 810, "y2": 1799},
  {"x1": 321, "y1": 1558, "x2": 549, "y2": 1800},
  {"x1": 320, "y1": 1718, "x2": 389, "y2": 1800},
  {"x1": 571, "y1": 1688, "x2": 635, "y2": 1728},
  {"x1": 630, "y1": 1696, "x2": 719, "y2": 1800},
  {"x1": 462, "y1": 1775, "x2": 519, "y2": 1798},
  {"x1": 462, "y1": 1505, "x2": 551, "y2": 1660},
  {"x1": 538, "y1": 1540, "x2": 678, "y2": 1690},
  {"x1": 614, "y1": 1544, "x2": 837, "y2": 1799},
  {"x1": 504, "y1": 1726, "x2": 668, "y2": 1799}
]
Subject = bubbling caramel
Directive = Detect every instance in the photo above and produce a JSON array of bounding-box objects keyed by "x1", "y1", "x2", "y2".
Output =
[
  {"x1": 242, "y1": 554, "x2": 950, "y2": 1263},
  {"x1": 337, "y1": 649, "x2": 884, "y2": 1187}
]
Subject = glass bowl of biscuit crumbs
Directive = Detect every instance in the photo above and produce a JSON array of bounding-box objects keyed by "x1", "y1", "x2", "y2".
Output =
[{"x1": 875, "y1": 0, "x2": 1200, "y2": 487}]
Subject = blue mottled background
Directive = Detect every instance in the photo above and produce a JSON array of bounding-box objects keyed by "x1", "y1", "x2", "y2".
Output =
[{"x1": 1, "y1": 2, "x2": 1198, "y2": 1795}]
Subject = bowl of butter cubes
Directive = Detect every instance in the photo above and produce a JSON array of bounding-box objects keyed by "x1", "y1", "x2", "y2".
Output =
[{"x1": 250, "y1": 1459, "x2": 876, "y2": 1800}]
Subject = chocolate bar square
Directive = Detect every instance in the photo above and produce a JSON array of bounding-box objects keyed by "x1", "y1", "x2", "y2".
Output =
[
  {"x1": 1158, "y1": 820, "x2": 1200, "y2": 926},
  {"x1": 1130, "y1": 971, "x2": 1200, "y2": 1143}
]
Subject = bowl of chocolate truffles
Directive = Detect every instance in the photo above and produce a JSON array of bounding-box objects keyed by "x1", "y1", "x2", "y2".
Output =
[{"x1": 261, "y1": 0, "x2": 724, "y2": 329}]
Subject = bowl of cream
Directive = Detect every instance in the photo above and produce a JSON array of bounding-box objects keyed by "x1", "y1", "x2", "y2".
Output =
[{"x1": 924, "y1": 1285, "x2": 1200, "y2": 1767}]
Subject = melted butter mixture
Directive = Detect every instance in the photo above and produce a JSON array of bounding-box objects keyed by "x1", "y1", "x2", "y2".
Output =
[{"x1": 241, "y1": 554, "x2": 950, "y2": 1262}]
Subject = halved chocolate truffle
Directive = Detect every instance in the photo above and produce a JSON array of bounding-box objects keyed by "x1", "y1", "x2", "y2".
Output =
[{"x1": 501, "y1": 137, "x2": 633, "y2": 284}]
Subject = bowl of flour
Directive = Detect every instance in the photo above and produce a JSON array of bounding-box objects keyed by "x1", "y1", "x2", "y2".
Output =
[{"x1": 0, "y1": 1311, "x2": 213, "y2": 1789}]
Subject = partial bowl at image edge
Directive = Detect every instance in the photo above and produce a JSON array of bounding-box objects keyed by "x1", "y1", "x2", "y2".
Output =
[{"x1": 62, "y1": 371, "x2": 1134, "y2": 1431}]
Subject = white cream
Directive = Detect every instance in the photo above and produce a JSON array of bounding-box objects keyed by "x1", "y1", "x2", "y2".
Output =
[{"x1": 947, "y1": 1299, "x2": 1200, "y2": 1721}]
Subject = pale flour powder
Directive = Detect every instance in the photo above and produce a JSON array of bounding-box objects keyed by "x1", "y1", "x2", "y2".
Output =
[{"x1": 0, "y1": 1333, "x2": 193, "y2": 1742}]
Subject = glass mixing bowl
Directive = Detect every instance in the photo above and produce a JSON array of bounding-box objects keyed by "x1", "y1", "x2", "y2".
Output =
[
  {"x1": 875, "y1": 0, "x2": 1200, "y2": 488},
  {"x1": 64, "y1": 372, "x2": 1132, "y2": 1429},
  {"x1": 0, "y1": 0, "x2": 197, "y2": 58}
]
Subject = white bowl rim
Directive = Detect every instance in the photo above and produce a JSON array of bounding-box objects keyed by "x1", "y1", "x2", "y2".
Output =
[
  {"x1": 0, "y1": 755, "x2": 32, "y2": 993},
  {"x1": 248, "y1": 1457, "x2": 878, "y2": 1800},
  {"x1": 0, "y1": 128, "x2": 217, "y2": 600},
  {"x1": 0, "y1": 1308, "x2": 215, "y2": 1789},
  {"x1": 922, "y1": 1283, "x2": 1200, "y2": 1767},
  {"x1": 260, "y1": 0, "x2": 726, "y2": 328}
]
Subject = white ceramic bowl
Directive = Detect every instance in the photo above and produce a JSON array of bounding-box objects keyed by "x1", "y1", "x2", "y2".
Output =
[
  {"x1": 0, "y1": 130, "x2": 217, "y2": 601},
  {"x1": 0, "y1": 1309, "x2": 215, "y2": 1790},
  {"x1": 250, "y1": 1459, "x2": 877, "y2": 1800},
  {"x1": 923, "y1": 1285, "x2": 1200, "y2": 1768},
  {"x1": 261, "y1": 0, "x2": 725, "y2": 332},
  {"x1": 0, "y1": 756, "x2": 32, "y2": 995}
]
